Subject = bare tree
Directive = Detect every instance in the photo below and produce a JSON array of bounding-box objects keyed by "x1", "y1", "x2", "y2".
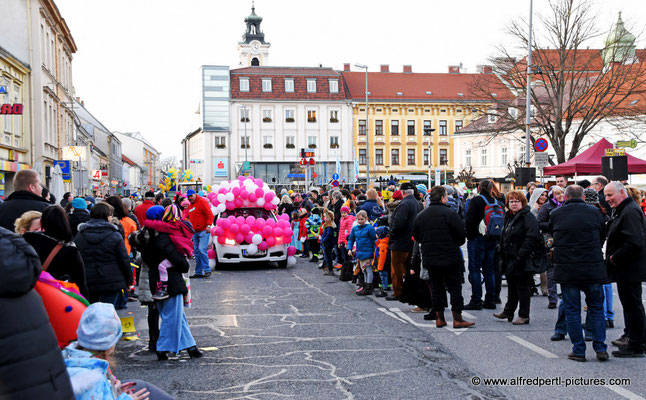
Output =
[
  {"x1": 160, "y1": 156, "x2": 179, "y2": 173},
  {"x1": 469, "y1": 0, "x2": 646, "y2": 164}
]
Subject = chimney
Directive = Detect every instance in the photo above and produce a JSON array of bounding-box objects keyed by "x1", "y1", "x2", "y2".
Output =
[
  {"x1": 403, "y1": 65, "x2": 412, "y2": 73},
  {"x1": 478, "y1": 65, "x2": 493, "y2": 74},
  {"x1": 448, "y1": 65, "x2": 460, "y2": 74},
  {"x1": 380, "y1": 64, "x2": 390, "y2": 73},
  {"x1": 343, "y1": 63, "x2": 351, "y2": 72}
]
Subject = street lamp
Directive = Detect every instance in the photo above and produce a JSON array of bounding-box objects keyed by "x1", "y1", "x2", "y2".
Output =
[
  {"x1": 424, "y1": 127, "x2": 436, "y2": 189},
  {"x1": 355, "y1": 64, "x2": 369, "y2": 187},
  {"x1": 238, "y1": 104, "x2": 249, "y2": 171}
]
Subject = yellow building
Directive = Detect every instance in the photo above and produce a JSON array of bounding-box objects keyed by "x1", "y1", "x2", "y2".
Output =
[{"x1": 342, "y1": 65, "x2": 495, "y2": 182}]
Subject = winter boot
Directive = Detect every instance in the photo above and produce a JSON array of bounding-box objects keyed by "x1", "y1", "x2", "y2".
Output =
[
  {"x1": 152, "y1": 282, "x2": 169, "y2": 301},
  {"x1": 435, "y1": 311, "x2": 447, "y2": 328},
  {"x1": 375, "y1": 287, "x2": 387, "y2": 297},
  {"x1": 452, "y1": 311, "x2": 475, "y2": 328},
  {"x1": 356, "y1": 283, "x2": 373, "y2": 296}
]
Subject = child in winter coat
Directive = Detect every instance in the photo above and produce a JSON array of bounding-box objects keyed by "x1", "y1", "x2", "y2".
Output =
[
  {"x1": 373, "y1": 226, "x2": 391, "y2": 297},
  {"x1": 63, "y1": 303, "x2": 170, "y2": 400},
  {"x1": 347, "y1": 210, "x2": 377, "y2": 296},
  {"x1": 337, "y1": 206, "x2": 356, "y2": 265},
  {"x1": 305, "y1": 208, "x2": 322, "y2": 263},
  {"x1": 320, "y1": 208, "x2": 337, "y2": 276},
  {"x1": 144, "y1": 204, "x2": 194, "y2": 300},
  {"x1": 290, "y1": 210, "x2": 302, "y2": 253},
  {"x1": 298, "y1": 208, "x2": 310, "y2": 258}
]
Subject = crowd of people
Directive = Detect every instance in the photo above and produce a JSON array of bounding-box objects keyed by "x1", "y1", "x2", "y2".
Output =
[{"x1": 1, "y1": 168, "x2": 646, "y2": 398}]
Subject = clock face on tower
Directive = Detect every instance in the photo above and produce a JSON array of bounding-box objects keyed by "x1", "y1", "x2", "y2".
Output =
[{"x1": 250, "y1": 41, "x2": 260, "y2": 54}]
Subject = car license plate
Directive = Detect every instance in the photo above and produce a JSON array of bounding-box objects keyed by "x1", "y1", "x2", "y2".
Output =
[{"x1": 243, "y1": 249, "x2": 267, "y2": 256}]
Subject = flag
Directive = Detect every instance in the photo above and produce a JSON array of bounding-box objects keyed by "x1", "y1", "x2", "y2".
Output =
[
  {"x1": 354, "y1": 152, "x2": 359, "y2": 181},
  {"x1": 335, "y1": 150, "x2": 341, "y2": 177}
]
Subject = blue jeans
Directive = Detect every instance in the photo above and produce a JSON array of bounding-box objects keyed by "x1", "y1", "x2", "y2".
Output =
[
  {"x1": 467, "y1": 236, "x2": 497, "y2": 304},
  {"x1": 89, "y1": 292, "x2": 121, "y2": 308},
  {"x1": 603, "y1": 283, "x2": 614, "y2": 321},
  {"x1": 554, "y1": 296, "x2": 592, "y2": 336},
  {"x1": 193, "y1": 230, "x2": 210, "y2": 275},
  {"x1": 561, "y1": 283, "x2": 607, "y2": 356},
  {"x1": 379, "y1": 270, "x2": 389, "y2": 289}
]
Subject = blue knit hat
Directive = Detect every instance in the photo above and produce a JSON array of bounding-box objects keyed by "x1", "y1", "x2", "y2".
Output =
[
  {"x1": 146, "y1": 205, "x2": 165, "y2": 221},
  {"x1": 416, "y1": 184, "x2": 428, "y2": 195},
  {"x1": 76, "y1": 303, "x2": 122, "y2": 351},
  {"x1": 71, "y1": 197, "x2": 87, "y2": 210}
]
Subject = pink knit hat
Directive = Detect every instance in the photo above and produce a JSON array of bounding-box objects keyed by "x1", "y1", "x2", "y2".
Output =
[{"x1": 340, "y1": 206, "x2": 350, "y2": 213}]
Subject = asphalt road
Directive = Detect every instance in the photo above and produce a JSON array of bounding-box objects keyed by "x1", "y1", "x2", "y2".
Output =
[{"x1": 114, "y1": 257, "x2": 646, "y2": 400}]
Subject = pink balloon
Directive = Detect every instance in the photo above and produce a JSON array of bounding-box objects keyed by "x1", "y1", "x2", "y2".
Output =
[
  {"x1": 249, "y1": 193, "x2": 257, "y2": 202},
  {"x1": 207, "y1": 249, "x2": 215, "y2": 259},
  {"x1": 234, "y1": 233, "x2": 244, "y2": 244},
  {"x1": 255, "y1": 218, "x2": 265, "y2": 230},
  {"x1": 273, "y1": 227, "x2": 283, "y2": 237},
  {"x1": 236, "y1": 216, "x2": 245, "y2": 225},
  {"x1": 255, "y1": 178, "x2": 263, "y2": 187},
  {"x1": 234, "y1": 198, "x2": 243, "y2": 208},
  {"x1": 258, "y1": 241, "x2": 268, "y2": 251},
  {"x1": 287, "y1": 246, "x2": 297, "y2": 256},
  {"x1": 215, "y1": 227, "x2": 225, "y2": 237},
  {"x1": 226, "y1": 231, "x2": 234, "y2": 240},
  {"x1": 217, "y1": 236, "x2": 226, "y2": 244},
  {"x1": 245, "y1": 216, "x2": 256, "y2": 225},
  {"x1": 264, "y1": 192, "x2": 275, "y2": 202},
  {"x1": 255, "y1": 188, "x2": 264, "y2": 198},
  {"x1": 266, "y1": 236, "x2": 276, "y2": 247},
  {"x1": 210, "y1": 226, "x2": 218, "y2": 236},
  {"x1": 283, "y1": 234, "x2": 292, "y2": 243},
  {"x1": 278, "y1": 220, "x2": 290, "y2": 229},
  {"x1": 219, "y1": 187, "x2": 227, "y2": 194},
  {"x1": 232, "y1": 187, "x2": 241, "y2": 197},
  {"x1": 238, "y1": 176, "x2": 245, "y2": 181},
  {"x1": 248, "y1": 175, "x2": 255, "y2": 180},
  {"x1": 240, "y1": 190, "x2": 249, "y2": 200},
  {"x1": 207, "y1": 192, "x2": 216, "y2": 199},
  {"x1": 227, "y1": 216, "x2": 236, "y2": 222},
  {"x1": 262, "y1": 226, "x2": 273, "y2": 237},
  {"x1": 229, "y1": 223, "x2": 239, "y2": 234},
  {"x1": 283, "y1": 228, "x2": 293, "y2": 237},
  {"x1": 280, "y1": 213, "x2": 290, "y2": 221},
  {"x1": 265, "y1": 219, "x2": 276, "y2": 228},
  {"x1": 211, "y1": 199, "x2": 219, "y2": 206},
  {"x1": 220, "y1": 219, "x2": 231, "y2": 229},
  {"x1": 240, "y1": 224, "x2": 251, "y2": 235},
  {"x1": 226, "y1": 201, "x2": 236, "y2": 210},
  {"x1": 245, "y1": 233, "x2": 254, "y2": 244}
]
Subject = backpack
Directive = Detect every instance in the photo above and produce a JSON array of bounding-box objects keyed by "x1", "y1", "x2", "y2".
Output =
[{"x1": 479, "y1": 195, "x2": 504, "y2": 239}]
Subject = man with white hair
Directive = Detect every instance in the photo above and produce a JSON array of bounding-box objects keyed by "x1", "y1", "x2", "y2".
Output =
[{"x1": 604, "y1": 181, "x2": 646, "y2": 358}]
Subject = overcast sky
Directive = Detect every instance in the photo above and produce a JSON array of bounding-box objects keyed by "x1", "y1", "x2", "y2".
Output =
[{"x1": 55, "y1": 0, "x2": 646, "y2": 161}]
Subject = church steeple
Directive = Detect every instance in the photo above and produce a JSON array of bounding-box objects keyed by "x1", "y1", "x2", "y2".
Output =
[
  {"x1": 602, "y1": 12, "x2": 637, "y2": 66},
  {"x1": 238, "y1": 3, "x2": 270, "y2": 67}
]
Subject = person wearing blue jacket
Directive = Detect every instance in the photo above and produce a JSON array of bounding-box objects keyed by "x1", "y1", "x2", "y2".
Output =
[
  {"x1": 320, "y1": 208, "x2": 337, "y2": 276},
  {"x1": 347, "y1": 210, "x2": 377, "y2": 295}
]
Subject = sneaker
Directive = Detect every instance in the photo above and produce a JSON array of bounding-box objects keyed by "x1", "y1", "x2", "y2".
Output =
[
  {"x1": 567, "y1": 353, "x2": 586, "y2": 362},
  {"x1": 204, "y1": 272, "x2": 212, "y2": 278},
  {"x1": 611, "y1": 334, "x2": 629, "y2": 347},
  {"x1": 189, "y1": 274, "x2": 205, "y2": 279},
  {"x1": 333, "y1": 264, "x2": 342, "y2": 270},
  {"x1": 612, "y1": 345, "x2": 645, "y2": 358},
  {"x1": 323, "y1": 270, "x2": 335, "y2": 276},
  {"x1": 548, "y1": 302, "x2": 557, "y2": 309},
  {"x1": 596, "y1": 352, "x2": 609, "y2": 362},
  {"x1": 375, "y1": 288, "x2": 387, "y2": 298},
  {"x1": 463, "y1": 303, "x2": 483, "y2": 311},
  {"x1": 152, "y1": 283, "x2": 169, "y2": 301},
  {"x1": 551, "y1": 333, "x2": 566, "y2": 341},
  {"x1": 309, "y1": 256, "x2": 318, "y2": 263}
]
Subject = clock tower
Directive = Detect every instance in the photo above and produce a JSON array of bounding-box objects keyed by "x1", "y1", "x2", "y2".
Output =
[{"x1": 238, "y1": 3, "x2": 270, "y2": 67}]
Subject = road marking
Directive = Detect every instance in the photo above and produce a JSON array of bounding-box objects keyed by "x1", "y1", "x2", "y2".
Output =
[
  {"x1": 462, "y1": 311, "x2": 477, "y2": 319},
  {"x1": 377, "y1": 307, "x2": 409, "y2": 324},
  {"x1": 507, "y1": 335, "x2": 558, "y2": 358},
  {"x1": 605, "y1": 385, "x2": 646, "y2": 400}
]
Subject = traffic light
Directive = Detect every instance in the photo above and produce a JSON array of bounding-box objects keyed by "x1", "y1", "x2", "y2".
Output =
[{"x1": 309, "y1": 158, "x2": 315, "y2": 166}]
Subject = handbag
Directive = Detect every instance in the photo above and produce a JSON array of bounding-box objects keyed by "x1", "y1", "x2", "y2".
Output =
[
  {"x1": 525, "y1": 250, "x2": 549, "y2": 273},
  {"x1": 419, "y1": 266, "x2": 429, "y2": 281}
]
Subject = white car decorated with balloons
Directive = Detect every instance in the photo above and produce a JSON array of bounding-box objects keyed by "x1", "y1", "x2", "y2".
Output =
[{"x1": 206, "y1": 176, "x2": 298, "y2": 268}]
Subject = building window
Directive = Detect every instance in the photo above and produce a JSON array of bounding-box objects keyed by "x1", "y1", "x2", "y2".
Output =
[
  {"x1": 329, "y1": 79, "x2": 339, "y2": 93},
  {"x1": 359, "y1": 120, "x2": 366, "y2": 135},
  {"x1": 239, "y1": 77, "x2": 249, "y2": 92},
  {"x1": 391, "y1": 120, "x2": 399, "y2": 136},
  {"x1": 424, "y1": 149, "x2": 430, "y2": 166},
  {"x1": 285, "y1": 109, "x2": 295, "y2": 122},
  {"x1": 440, "y1": 149, "x2": 448, "y2": 165},
  {"x1": 439, "y1": 120, "x2": 447, "y2": 135},
  {"x1": 241, "y1": 136, "x2": 250, "y2": 148},
  {"x1": 407, "y1": 149, "x2": 416, "y2": 165},
  {"x1": 501, "y1": 147, "x2": 508, "y2": 165},
  {"x1": 306, "y1": 79, "x2": 316, "y2": 93},
  {"x1": 284, "y1": 78, "x2": 294, "y2": 92},
  {"x1": 330, "y1": 110, "x2": 339, "y2": 123},
  {"x1": 407, "y1": 120, "x2": 415, "y2": 135},
  {"x1": 359, "y1": 149, "x2": 367, "y2": 165},
  {"x1": 262, "y1": 109, "x2": 272, "y2": 123},
  {"x1": 423, "y1": 120, "x2": 432, "y2": 135},
  {"x1": 330, "y1": 136, "x2": 339, "y2": 148},
  {"x1": 481, "y1": 149, "x2": 488, "y2": 166},
  {"x1": 307, "y1": 110, "x2": 317, "y2": 123},
  {"x1": 286, "y1": 136, "x2": 295, "y2": 148},
  {"x1": 263, "y1": 135, "x2": 273, "y2": 148},
  {"x1": 455, "y1": 120, "x2": 463, "y2": 131},
  {"x1": 308, "y1": 136, "x2": 317, "y2": 148},
  {"x1": 215, "y1": 136, "x2": 226, "y2": 149},
  {"x1": 262, "y1": 78, "x2": 272, "y2": 92},
  {"x1": 375, "y1": 120, "x2": 383, "y2": 135},
  {"x1": 375, "y1": 149, "x2": 383, "y2": 165},
  {"x1": 465, "y1": 149, "x2": 471, "y2": 166},
  {"x1": 240, "y1": 108, "x2": 250, "y2": 122},
  {"x1": 488, "y1": 111, "x2": 497, "y2": 123},
  {"x1": 391, "y1": 149, "x2": 399, "y2": 165}
]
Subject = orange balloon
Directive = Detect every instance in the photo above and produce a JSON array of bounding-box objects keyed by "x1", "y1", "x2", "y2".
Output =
[{"x1": 34, "y1": 281, "x2": 87, "y2": 348}]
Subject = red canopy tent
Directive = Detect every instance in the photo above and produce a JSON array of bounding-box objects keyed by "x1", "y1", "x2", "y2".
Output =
[{"x1": 542, "y1": 138, "x2": 646, "y2": 176}]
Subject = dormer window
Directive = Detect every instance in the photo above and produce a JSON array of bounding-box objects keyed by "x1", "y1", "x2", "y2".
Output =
[
  {"x1": 307, "y1": 79, "x2": 316, "y2": 93},
  {"x1": 284, "y1": 78, "x2": 294, "y2": 92},
  {"x1": 239, "y1": 78, "x2": 249, "y2": 92},
  {"x1": 329, "y1": 79, "x2": 339, "y2": 93},
  {"x1": 262, "y1": 78, "x2": 272, "y2": 92}
]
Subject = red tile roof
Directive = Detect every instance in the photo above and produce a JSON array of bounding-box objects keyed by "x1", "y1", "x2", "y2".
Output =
[
  {"x1": 122, "y1": 154, "x2": 137, "y2": 166},
  {"x1": 341, "y1": 71, "x2": 512, "y2": 101}
]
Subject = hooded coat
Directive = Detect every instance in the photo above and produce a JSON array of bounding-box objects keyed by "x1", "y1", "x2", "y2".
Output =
[
  {"x1": 68, "y1": 209, "x2": 91, "y2": 237},
  {"x1": 0, "y1": 227, "x2": 74, "y2": 400},
  {"x1": 347, "y1": 223, "x2": 377, "y2": 260},
  {"x1": 74, "y1": 219, "x2": 132, "y2": 296}
]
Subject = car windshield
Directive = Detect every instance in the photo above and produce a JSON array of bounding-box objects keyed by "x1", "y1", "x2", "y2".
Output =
[{"x1": 220, "y1": 208, "x2": 275, "y2": 220}]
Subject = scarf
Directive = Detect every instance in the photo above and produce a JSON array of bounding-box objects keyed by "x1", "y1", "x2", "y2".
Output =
[{"x1": 144, "y1": 219, "x2": 195, "y2": 257}]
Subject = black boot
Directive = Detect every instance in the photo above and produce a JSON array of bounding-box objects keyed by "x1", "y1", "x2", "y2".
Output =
[
  {"x1": 187, "y1": 346, "x2": 203, "y2": 358},
  {"x1": 156, "y1": 351, "x2": 169, "y2": 361},
  {"x1": 356, "y1": 283, "x2": 373, "y2": 296},
  {"x1": 375, "y1": 287, "x2": 387, "y2": 297}
]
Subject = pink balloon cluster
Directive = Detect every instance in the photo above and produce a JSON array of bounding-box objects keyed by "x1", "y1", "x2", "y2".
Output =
[
  {"x1": 206, "y1": 176, "x2": 280, "y2": 214},
  {"x1": 211, "y1": 212, "x2": 296, "y2": 252}
]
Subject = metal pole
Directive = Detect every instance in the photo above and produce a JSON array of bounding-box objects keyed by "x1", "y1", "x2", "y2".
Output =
[
  {"x1": 525, "y1": 0, "x2": 533, "y2": 166},
  {"x1": 243, "y1": 106, "x2": 248, "y2": 165},
  {"x1": 305, "y1": 165, "x2": 309, "y2": 191},
  {"x1": 365, "y1": 67, "x2": 370, "y2": 188}
]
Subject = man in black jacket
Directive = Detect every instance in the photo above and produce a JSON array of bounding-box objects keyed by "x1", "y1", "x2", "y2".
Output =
[
  {"x1": 0, "y1": 169, "x2": 49, "y2": 231},
  {"x1": 604, "y1": 181, "x2": 646, "y2": 358},
  {"x1": 549, "y1": 185, "x2": 608, "y2": 362},
  {"x1": 464, "y1": 179, "x2": 500, "y2": 310},
  {"x1": 387, "y1": 182, "x2": 422, "y2": 301},
  {"x1": 592, "y1": 176, "x2": 611, "y2": 215},
  {"x1": 413, "y1": 186, "x2": 473, "y2": 328}
]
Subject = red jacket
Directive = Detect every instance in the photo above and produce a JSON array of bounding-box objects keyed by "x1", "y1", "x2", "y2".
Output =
[
  {"x1": 134, "y1": 200, "x2": 155, "y2": 225},
  {"x1": 188, "y1": 196, "x2": 214, "y2": 232},
  {"x1": 338, "y1": 215, "x2": 356, "y2": 245}
]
